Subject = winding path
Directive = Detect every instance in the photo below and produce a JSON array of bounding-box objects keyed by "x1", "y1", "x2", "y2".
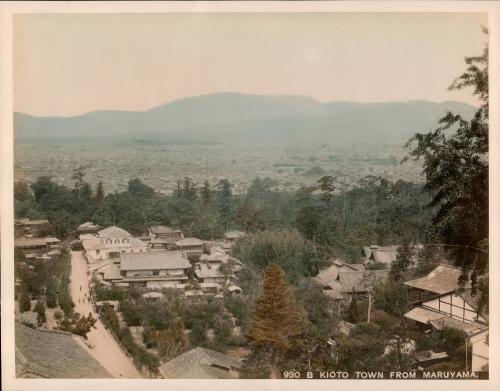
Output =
[{"x1": 70, "y1": 251, "x2": 142, "y2": 378}]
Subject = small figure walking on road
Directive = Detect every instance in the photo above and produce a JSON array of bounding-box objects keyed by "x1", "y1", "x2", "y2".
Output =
[{"x1": 80, "y1": 285, "x2": 82, "y2": 291}]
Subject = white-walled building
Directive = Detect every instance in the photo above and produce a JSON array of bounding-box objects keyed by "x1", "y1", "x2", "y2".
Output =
[
  {"x1": 403, "y1": 265, "x2": 489, "y2": 371},
  {"x1": 96, "y1": 251, "x2": 191, "y2": 289},
  {"x1": 82, "y1": 225, "x2": 147, "y2": 261}
]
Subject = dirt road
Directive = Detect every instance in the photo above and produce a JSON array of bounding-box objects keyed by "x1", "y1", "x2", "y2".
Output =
[{"x1": 70, "y1": 251, "x2": 142, "y2": 378}]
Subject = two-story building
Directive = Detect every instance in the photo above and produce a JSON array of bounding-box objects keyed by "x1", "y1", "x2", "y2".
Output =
[
  {"x1": 14, "y1": 218, "x2": 50, "y2": 238},
  {"x1": 403, "y1": 265, "x2": 489, "y2": 371},
  {"x1": 176, "y1": 237, "x2": 204, "y2": 258},
  {"x1": 148, "y1": 225, "x2": 183, "y2": 242},
  {"x1": 97, "y1": 251, "x2": 192, "y2": 289},
  {"x1": 82, "y1": 226, "x2": 147, "y2": 262}
]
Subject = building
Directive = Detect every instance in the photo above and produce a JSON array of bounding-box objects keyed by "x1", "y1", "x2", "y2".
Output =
[
  {"x1": 222, "y1": 231, "x2": 245, "y2": 251},
  {"x1": 14, "y1": 218, "x2": 49, "y2": 238},
  {"x1": 81, "y1": 225, "x2": 147, "y2": 261},
  {"x1": 148, "y1": 225, "x2": 183, "y2": 242},
  {"x1": 193, "y1": 262, "x2": 238, "y2": 293},
  {"x1": 314, "y1": 259, "x2": 366, "y2": 287},
  {"x1": 100, "y1": 251, "x2": 192, "y2": 289},
  {"x1": 15, "y1": 237, "x2": 61, "y2": 259},
  {"x1": 362, "y1": 245, "x2": 399, "y2": 266},
  {"x1": 403, "y1": 265, "x2": 489, "y2": 371},
  {"x1": 77, "y1": 221, "x2": 102, "y2": 236},
  {"x1": 160, "y1": 347, "x2": 242, "y2": 379},
  {"x1": 316, "y1": 265, "x2": 389, "y2": 302},
  {"x1": 199, "y1": 246, "x2": 244, "y2": 273},
  {"x1": 404, "y1": 264, "x2": 463, "y2": 304},
  {"x1": 175, "y1": 237, "x2": 204, "y2": 257},
  {"x1": 15, "y1": 323, "x2": 111, "y2": 378}
]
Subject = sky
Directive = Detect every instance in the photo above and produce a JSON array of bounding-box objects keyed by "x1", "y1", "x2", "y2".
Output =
[{"x1": 14, "y1": 12, "x2": 488, "y2": 117}]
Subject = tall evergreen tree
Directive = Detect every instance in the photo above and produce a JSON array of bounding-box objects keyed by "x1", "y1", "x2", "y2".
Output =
[
  {"x1": 317, "y1": 175, "x2": 335, "y2": 210},
  {"x1": 19, "y1": 285, "x2": 31, "y2": 313},
  {"x1": 201, "y1": 180, "x2": 211, "y2": 205},
  {"x1": 246, "y1": 265, "x2": 305, "y2": 377},
  {"x1": 94, "y1": 180, "x2": 104, "y2": 207},
  {"x1": 217, "y1": 179, "x2": 233, "y2": 229}
]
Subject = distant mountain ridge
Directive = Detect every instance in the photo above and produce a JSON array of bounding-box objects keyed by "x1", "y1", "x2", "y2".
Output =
[{"x1": 14, "y1": 92, "x2": 476, "y2": 144}]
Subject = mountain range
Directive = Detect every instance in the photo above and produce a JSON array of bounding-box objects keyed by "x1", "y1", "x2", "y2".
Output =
[{"x1": 14, "y1": 92, "x2": 476, "y2": 144}]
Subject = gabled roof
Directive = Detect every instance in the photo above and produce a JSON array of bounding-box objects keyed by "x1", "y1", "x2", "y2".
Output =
[
  {"x1": 404, "y1": 265, "x2": 462, "y2": 295},
  {"x1": 15, "y1": 323, "x2": 111, "y2": 378},
  {"x1": 160, "y1": 347, "x2": 241, "y2": 379},
  {"x1": 176, "y1": 237, "x2": 204, "y2": 247},
  {"x1": 100, "y1": 262, "x2": 122, "y2": 280},
  {"x1": 129, "y1": 237, "x2": 148, "y2": 247},
  {"x1": 149, "y1": 225, "x2": 182, "y2": 234},
  {"x1": 329, "y1": 270, "x2": 390, "y2": 293},
  {"x1": 120, "y1": 251, "x2": 191, "y2": 271},
  {"x1": 315, "y1": 261, "x2": 365, "y2": 286},
  {"x1": 98, "y1": 226, "x2": 132, "y2": 238}
]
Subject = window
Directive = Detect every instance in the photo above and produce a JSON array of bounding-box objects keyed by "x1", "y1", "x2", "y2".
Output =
[
  {"x1": 106, "y1": 239, "x2": 112, "y2": 244},
  {"x1": 96, "y1": 250, "x2": 100, "y2": 255},
  {"x1": 115, "y1": 239, "x2": 120, "y2": 244},
  {"x1": 122, "y1": 238, "x2": 128, "y2": 244},
  {"x1": 153, "y1": 270, "x2": 159, "y2": 276}
]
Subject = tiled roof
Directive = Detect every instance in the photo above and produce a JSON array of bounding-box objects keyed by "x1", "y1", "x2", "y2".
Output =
[
  {"x1": 176, "y1": 237, "x2": 204, "y2": 247},
  {"x1": 404, "y1": 265, "x2": 462, "y2": 294},
  {"x1": 149, "y1": 225, "x2": 182, "y2": 234},
  {"x1": 314, "y1": 261, "x2": 365, "y2": 286},
  {"x1": 429, "y1": 317, "x2": 488, "y2": 337},
  {"x1": 404, "y1": 307, "x2": 447, "y2": 324},
  {"x1": 15, "y1": 323, "x2": 111, "y2": 378},
  {"x1": 15, "y1": 238, "x2": 47, "y2": 247},
  {"x1": 331, "y1": 270, "x2": 390, "y2": 293},
  {"x1": 82, "y1": 238, "x2": 106, "y2": 251},
  {"x1": 98, "y1": 226, "x2": 132, "y2": 238},
  {"x1": 120, "y1": 251, "x2": 191, "y2": 271},
  {"x1": 160, "y1": 347, "x2": 241, "y2": 379}
]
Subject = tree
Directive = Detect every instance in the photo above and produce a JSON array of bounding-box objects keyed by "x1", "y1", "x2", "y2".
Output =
[
  {"x1": 345, "y1": 290, "x2": 361, "y2": 323},
  {"x1": 233, "y1": 230, "x2": 325, "y2": 283},
  {"x1": 146, "y1": 319, "x2": 188, "y2": 360},
  {"x1": 405, "y1": 33, "x2": 489, "y2": 306},
  {"x1": 373, "y1": 280, "x2": 408, "y2": 317},
  {"x1": 201, "y1": 180, "x2": 211, "y2": 205},
  {"x1": 14, "y1": 181, "x2": 32, "y2": 202},
  {"x1": 94, "y1": 180, "x2": 105, "y2": 207},
  {"x1": 246, "y1": 265, "x2": 305, "y2": 377},
  {"x1": 390, "y1": 242, "x2": 415, "y2": 281},
  {"x1": 235, "y1": 200, "x2": 265, "y2": 232},
  {"x1": 19, "y1": 285, "x2": 31, "y2": 313},
  {"x1": 217, "y1": 179, "x2": 233, "y2": 229},
  {"x1": 35, "y1": 300, "x2": 47, "y2": 326},
  {"x1": 317, "y1": 175, "x2": 335, "y2": 210}
]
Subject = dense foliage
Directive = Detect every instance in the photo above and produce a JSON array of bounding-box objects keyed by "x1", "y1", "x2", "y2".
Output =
[
  {"x1": 15, "y1": 174, "x2": 432, "y2": 264},
  {"x1": 405, "y1": 36, "x2": 489, "y2": 307}
]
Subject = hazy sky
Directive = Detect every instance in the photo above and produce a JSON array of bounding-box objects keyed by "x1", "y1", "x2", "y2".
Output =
[{"x1": 14, "y1": 12, "x2": 488, "y2": 117}]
